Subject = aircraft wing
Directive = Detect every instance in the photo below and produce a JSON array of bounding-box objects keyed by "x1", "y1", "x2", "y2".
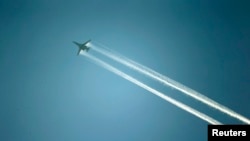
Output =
[{"x1": 84, "y1": 40, "x2": 91, "y2": 45}]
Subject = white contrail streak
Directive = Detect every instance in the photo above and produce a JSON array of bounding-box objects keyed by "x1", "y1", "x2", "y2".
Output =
[
  {"x1": 81, "y1": 52, "x2": 222, "y2": 125},
  {"x1": 89, "y1": 43, "x2": 250, "y2": 124}
]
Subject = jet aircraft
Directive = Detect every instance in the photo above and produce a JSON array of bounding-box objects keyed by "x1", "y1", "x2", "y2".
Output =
[{"x1": 73, "y1": 40, "x2": 91, "y2": 55}]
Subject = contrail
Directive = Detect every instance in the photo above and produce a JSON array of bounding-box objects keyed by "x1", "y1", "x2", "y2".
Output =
[
  {"x1": 89, "y1": 43, "x2": 250, "y2": 124},
  {"x1": 81, "y1": 52, "x2": 222, "y2": 125}
]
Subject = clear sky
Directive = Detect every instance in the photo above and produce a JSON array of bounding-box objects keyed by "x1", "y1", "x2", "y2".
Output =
[{"x1": 0, "y1": 0, "x2": 250, "y2": 140}]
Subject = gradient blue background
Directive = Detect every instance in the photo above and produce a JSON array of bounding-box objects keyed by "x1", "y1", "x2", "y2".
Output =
[{"x1": 1, "y1": 0, "x2": 250, "y2": 140}]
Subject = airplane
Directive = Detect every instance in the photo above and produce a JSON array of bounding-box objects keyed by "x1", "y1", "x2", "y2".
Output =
[{"x1": 73, "y1": 39, "x2": 91, "y2": 55}]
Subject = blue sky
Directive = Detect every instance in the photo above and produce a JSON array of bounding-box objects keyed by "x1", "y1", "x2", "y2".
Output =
[{"x1": 1, "y1": 0, "x2": 250, "y2": 140}]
